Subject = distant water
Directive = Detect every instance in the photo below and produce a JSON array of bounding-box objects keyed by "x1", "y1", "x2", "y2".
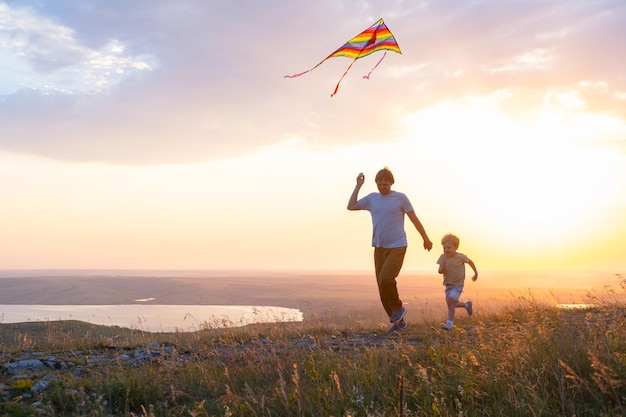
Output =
[
  {"x1": 0, "y1": 269, "x2": 306, "y2": 278},
  {"x1": 0, "y1": 305, "x2": 303, "y2": 333},
  {"x1": 555, "y1": 303, "x2": 596, "y2": 309}
]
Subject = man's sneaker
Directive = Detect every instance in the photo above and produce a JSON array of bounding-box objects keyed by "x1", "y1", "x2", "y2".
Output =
[
  {"x1": 442, "y1": 322, "x2": 453, "y2": 331},
  {"x1": 388, "y1": 319, "x2": 407, "y2": 334},
  {"x1": 390, "y1": 307, "x2": 407, "y2": 323},
  {"x1": 466, "y1": 301, "x2": 473, "y2": 316}
]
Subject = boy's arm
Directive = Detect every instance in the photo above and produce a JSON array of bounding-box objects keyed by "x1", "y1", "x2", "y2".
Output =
[
  {"x1": 407, "y1": 210, "x2": 433, "y2": 251},
  {"x1": 437, "y1": 254, "x2": 445, "y2": 274},
  {"x1": 468, "y1": 259, "x2": 478, "y2": 281}
]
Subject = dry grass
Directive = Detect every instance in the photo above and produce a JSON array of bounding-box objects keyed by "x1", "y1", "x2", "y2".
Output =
[{"x1": 1, "y1": 277, "x2": 626, "y2": 416}]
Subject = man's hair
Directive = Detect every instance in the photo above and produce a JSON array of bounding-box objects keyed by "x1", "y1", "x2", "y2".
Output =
[
  {"x1": 375, "y1": 167, "x2": 395, "y2": 184},
  {"x1": 441, "y1": 234, "x2": 460, "y2": 248}
]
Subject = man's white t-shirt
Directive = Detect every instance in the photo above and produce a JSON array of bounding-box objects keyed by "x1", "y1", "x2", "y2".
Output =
[{"x1": 358, "y1": 191, "x2": 413, "y2": 248}]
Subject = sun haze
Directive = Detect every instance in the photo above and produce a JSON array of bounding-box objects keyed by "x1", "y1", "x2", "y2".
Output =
[{"x1": 0, "y1": 1, "x2": 624, "y2": 283}]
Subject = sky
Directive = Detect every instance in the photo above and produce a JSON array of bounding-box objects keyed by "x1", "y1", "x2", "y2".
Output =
[{"x1": 1, "y1": 0, "x2": 625, "y2": 277}]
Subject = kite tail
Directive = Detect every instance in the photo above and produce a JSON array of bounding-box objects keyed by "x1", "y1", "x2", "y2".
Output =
[
  {"x1": 284, "y1": 70, "x2": 312, "y2": 78},
  {"x1": 362, "y1": 51, "x2": 387, "y2": 79},
  {"x1": 284, "y1": 59, "x2": 328, "y2": 78},
  {"x1": 330, "y1": 59, "x2": 358, "y2": 97}
]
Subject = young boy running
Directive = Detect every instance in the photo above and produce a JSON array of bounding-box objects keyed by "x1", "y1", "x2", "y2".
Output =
[{"x1": 437, "y1": 234, "x2": 478, "y2": 330}]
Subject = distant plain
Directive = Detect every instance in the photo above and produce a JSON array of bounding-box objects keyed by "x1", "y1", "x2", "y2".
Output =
[{"x1": 0, "y1": 270, "x2": 618, "y2": 323}]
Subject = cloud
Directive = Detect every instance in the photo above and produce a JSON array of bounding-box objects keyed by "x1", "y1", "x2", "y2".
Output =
[
  {"x1": 0, "y1": 0, "x2": 624, "y2": 165},
  {"x1": 0, "y1": 2, "x2": 155, "y2": 94}
]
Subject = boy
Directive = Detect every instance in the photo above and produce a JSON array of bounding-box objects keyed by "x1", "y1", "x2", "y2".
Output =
[{"x1": 437, "y1": 234, "x2": 478, "y2": 330}]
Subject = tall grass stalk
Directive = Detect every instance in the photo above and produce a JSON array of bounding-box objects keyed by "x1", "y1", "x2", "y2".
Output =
[{"x1": 1, "y1": 278, "x2": 625, "y2": 416}]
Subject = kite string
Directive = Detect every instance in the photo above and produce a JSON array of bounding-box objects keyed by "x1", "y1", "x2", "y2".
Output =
[{"x1": 362, "y1": 51, "x2": 387, "y2": 79}]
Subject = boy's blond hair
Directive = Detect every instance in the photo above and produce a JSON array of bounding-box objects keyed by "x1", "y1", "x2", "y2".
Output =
[{"x1": 441, "y1": 234, "x2": 460, "y2": 248}]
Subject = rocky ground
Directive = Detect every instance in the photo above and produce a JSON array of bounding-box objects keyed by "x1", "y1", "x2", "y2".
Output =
[{"x1": 1, "y1": 326, "x2": 435, "y2": 408}]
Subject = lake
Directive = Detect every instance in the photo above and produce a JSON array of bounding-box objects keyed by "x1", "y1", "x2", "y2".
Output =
[{"x1": 0, "y1": 304, "x2": 303, "y2": 333}]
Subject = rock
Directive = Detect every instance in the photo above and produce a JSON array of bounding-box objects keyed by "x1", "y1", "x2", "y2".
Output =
[
  {"x1": 31, "y1": 375, "x2": 56, "y2": 394},
  {"x1": 3, "y1": 359, "x2": 47, "y2": 375}
]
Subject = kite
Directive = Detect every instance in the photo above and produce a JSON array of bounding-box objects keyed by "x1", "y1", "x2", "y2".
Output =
[{"x1": 285, "y1": 18, "x2": 402, "y2": 97}]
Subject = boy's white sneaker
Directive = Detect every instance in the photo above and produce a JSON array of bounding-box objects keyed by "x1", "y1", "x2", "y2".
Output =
[
  {"x1": 466, "y1": 301, "x2": 473, "y2": 316},
  {"x1": 442, "y1": 322, "x2": 453, "y2": 331}
]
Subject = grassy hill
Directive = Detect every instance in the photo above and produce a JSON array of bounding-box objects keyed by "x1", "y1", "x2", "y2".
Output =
[{"x1": 1, "y1": 293, "x2": 625, "y2": 416}]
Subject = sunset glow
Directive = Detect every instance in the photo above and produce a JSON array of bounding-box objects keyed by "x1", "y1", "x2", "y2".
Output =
[{"x1": 0, "y1": 1, "x2": 624, "y2": 280}]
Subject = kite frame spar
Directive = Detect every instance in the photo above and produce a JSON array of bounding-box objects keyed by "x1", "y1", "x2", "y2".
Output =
[{"x1": 285, "y1": 18, "x2": 402, "y2": 97}]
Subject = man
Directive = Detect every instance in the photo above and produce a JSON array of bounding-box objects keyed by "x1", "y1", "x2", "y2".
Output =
[{"x1": 347, "y1": 167, "x2": 433, "y2": 333}]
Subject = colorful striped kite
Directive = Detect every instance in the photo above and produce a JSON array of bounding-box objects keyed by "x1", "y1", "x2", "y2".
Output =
[{"x1": 285, "y1": 18, "x2": 402, "y2": 97}]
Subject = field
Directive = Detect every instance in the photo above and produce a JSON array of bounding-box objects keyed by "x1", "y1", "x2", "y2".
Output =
[{"x1": 1, "y1": 272, "x2": 625, "y2": 416}]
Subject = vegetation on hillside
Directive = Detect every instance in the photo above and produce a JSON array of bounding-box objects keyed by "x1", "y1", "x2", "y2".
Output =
[{"x1": 1, "y1": 277, "x2": 625, "y2": 416}]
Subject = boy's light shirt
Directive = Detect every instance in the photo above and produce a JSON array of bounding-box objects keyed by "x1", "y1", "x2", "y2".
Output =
[{"x1": 437, "y1": 252, "x2": 471, "y2": 286}]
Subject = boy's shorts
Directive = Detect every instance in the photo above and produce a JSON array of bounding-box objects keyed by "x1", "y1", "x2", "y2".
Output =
[{"x1": 445, "y1": 285, "x2": 464, "y2": 301}]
